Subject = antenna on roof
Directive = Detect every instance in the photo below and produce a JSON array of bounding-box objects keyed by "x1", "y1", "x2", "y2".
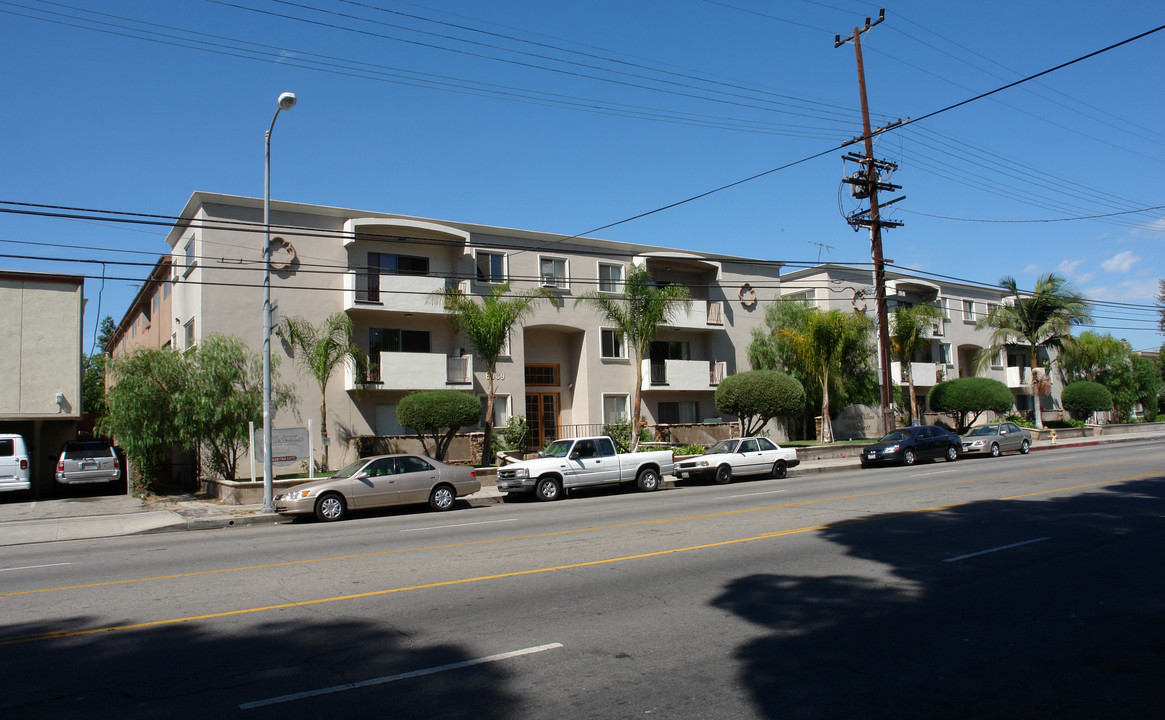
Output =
[{"x1": 808, "y1": 241, "x2": 834, "y2": 263}]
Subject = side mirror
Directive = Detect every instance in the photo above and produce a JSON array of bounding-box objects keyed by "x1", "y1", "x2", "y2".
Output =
[{"x1": 569, "y1": 451, "x2": 580, "y2": 460}]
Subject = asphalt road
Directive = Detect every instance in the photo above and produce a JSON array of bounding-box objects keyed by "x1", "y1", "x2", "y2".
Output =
[{"x1": 2, "y1": 441, "x2": 1163, "y2": 719}]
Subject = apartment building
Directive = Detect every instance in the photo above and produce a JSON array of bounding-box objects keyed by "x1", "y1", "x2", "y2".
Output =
[
  {"x1": 779, "y1": 264, "x2": 1064, "y2": 419},
  {"x1": 105, "y1": 256, "x2": 174, "y2": 356},
  {"x1": 0, "y1": 269, "x2": 85, "y2": 494},
  {"x1": 149, "y1": 192, "x2": 782, "y2": 472}
]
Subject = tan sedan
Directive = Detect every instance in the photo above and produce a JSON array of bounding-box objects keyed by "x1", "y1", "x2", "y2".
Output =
[{"x1": 275, "y1": 454, "x2": 480, "y2": 522}]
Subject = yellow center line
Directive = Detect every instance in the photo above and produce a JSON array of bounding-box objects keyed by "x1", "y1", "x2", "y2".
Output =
[
  {"x1": 1, "y1": 469, "x2": 1159, "y2": 647},
  {"x1": 3, "y1": 453, "x2": 1162, "y2": 601}
]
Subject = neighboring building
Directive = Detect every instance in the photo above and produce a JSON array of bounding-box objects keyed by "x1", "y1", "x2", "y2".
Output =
[
  {"x1": 0, "y1": 269, "x2": 84, "y2": 494},
  {"x1": 106, "y1": 256, "x2": 174, "y2": 356},
  {"x1": 142, "y1": 192, "x2": 784, "y2": 475},
  {"x1": 779, "y1": 264, "x2": 1065, "y2": 421}
]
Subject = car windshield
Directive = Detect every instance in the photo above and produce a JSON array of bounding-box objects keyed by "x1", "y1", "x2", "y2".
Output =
[
  {"x1": 331, "y1": 459, "x2": 372, "y2": 479},
  {"x1": 965, "y1": 426, "x2": 998, "y2": 437},
  {"x1": 706, "y1": 440, "x2": 738, "y2": 454},
  {"x1": 877, "y1": 431, "x2": 910, "y2": 443},
  {"x1": 542, "y1": 440, "x2": 573, "y2": 458}
]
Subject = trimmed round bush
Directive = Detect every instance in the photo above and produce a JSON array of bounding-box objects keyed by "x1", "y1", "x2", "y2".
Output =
[
  {"x1": 928, "y1": 377, "x2": 1014, "y2": 432},
  {"x1": 715, "y1": 370, "x2": 805, "y2": 435},
  {"x1": 397, "y1": 390, "x2": 482, "y2": 432},
  {"x1": 1061, "y1": 381, "x2": 1112, "y2": 421}
]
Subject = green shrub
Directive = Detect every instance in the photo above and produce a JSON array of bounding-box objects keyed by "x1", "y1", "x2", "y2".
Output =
[
  {"x1": 714, "y1": 370, "x2": 805, "y2": 436},
  {"x1": 397, "y1": 390, "x2": 482, "y2": 460},
  {"x1": 1004, "y1": 413, "x2": 1036, "y2": 429},
  {"x1": 928, "y1": 377, "x2": 1014, "y2": 433},
  {"x1": 1061, "y1": 381, "x2": 1112, "y2": 421},
  {"x1": 604, "y1": 420, "x2": 653, "y2": 451},
  {"x1": 495, "y1": 416, "x2": 529, "y2": 451},
  {"x1": 672, "y1": 444, "x2": 708, "y2": 456}
]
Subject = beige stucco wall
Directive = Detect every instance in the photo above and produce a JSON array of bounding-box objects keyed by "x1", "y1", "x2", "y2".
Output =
[{"x1": 0, "y1": 274, "x2": 82, "y2": 418}]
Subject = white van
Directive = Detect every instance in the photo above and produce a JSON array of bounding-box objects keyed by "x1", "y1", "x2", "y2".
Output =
[{"x1": 0, "y1": 434, "x2": 32, "y2": 492}]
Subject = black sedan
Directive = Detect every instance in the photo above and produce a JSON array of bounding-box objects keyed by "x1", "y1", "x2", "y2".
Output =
[{"x1": 861, "y1": 425, "x2": 961, "y2": 468}]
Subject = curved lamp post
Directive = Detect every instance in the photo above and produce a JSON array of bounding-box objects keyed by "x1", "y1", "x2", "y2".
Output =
[{"x1": 263, "y1": 91, "x2": 296, "y2": 513}]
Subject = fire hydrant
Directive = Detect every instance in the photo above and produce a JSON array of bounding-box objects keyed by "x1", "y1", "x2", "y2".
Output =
[{"x1": 1049, "y1": 429, "x2": 1057, "y2": 445}]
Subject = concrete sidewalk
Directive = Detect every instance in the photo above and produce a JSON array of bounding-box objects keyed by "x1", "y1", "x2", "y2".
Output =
[{"x1": 0, "y1": 432, "x2": 1160, "y2": 547}]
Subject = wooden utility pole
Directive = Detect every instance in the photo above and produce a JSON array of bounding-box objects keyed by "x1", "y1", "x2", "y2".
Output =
[{"x1": 836, "y1": 9, "x2": 903, "y2": 436}]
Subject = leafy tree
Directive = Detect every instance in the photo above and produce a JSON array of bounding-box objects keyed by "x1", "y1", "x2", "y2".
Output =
[
  {"x1": 749, "y1": 299, "x2": 876, "y2": 439},
  {"x1": 434, "y1": 282, "x2": 553, "y2": 465},
  {"x1": 1060, "y1": 331, "x2": 1161, "y2": 422},
  {"x1": 977, "y1": 273, "x2": 1091, "y2": 428},
  {"x1": 575, "y1": 263, "x2": 692, "y2": 451},
  {"x1": 96, "y1": 315, "x2": 117, "y2": 351},
  {"x1": 1061, "y1": 381, "x2": 1112, "y2": 422},
  {"x1": 100, "y1": 348, "x2": 186, "y2": 495},
  {"x1": 82, "y1": 353, "x2": 107, "y2": 420},
  {"x1": 888, "y1": 303, "x2": 945, "y2": 425},
  {"x1": 776, "y1": 308, "x2": 875, "y2": 442},
  {"x1": 1130, "y1": 353, "x2": 1159, "y2": 421},
  {"x1": 1156, "y1": 279, "x2": 1165, "y2": 335},
  {"x1": 185, "y1": 335, "x2": 296, "y2": 481},
  {"x1": 714, "y1": 370, "x2": 806, "y2": 436},
  {"x1": 396, "y1": 390, "x2": 481, "y2": 461},
  {"x1": 927, "y1": 377, "x2": 1014, "y2": 433},
  {"x1": 278, "y1": 312, "x2": 367, "y2": 471}
]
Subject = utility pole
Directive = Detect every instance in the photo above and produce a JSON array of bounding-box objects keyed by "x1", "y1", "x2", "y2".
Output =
[{"x1": 835, "y1": 9, "x2": 904, "y2": 436}]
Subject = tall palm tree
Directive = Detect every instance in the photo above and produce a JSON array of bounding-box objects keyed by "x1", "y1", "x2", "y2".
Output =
[
  {"x1": 434, "y1": 282, "x2": 553, "y2": 465},
  {"x1": 889, "y1": 303, "x2": 945, "y2": 426},
  {"x1": 575, "y1": 264, "x2": 691, "y2": 451},
  {"x1": 277, "y1": 312, "x2": 367, "y2": 471},
  {"x1": 976, "y1": 273, "x2": 1091, "y2": 428},
  {"x1": 778, "y1": 308, "x2": 873, "y2": 443}
]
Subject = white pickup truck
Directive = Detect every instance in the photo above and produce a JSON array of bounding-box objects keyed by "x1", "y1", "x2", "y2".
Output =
[{"x1": 495, "y1": 436, "x2": 675, "y2": 501}]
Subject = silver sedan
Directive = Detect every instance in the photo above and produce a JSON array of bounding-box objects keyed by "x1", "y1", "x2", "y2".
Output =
[
  {"x1": 960, "y1": 422, "x2": 1032, "y2": 457},
  {"x1": 275, "y1": 454, "x2": 480, "y2": 521}
]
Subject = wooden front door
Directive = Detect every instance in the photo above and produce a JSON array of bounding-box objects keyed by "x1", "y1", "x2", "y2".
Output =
[{"x1": 525, "y1": 393, "x2": 559, "y2": 449}]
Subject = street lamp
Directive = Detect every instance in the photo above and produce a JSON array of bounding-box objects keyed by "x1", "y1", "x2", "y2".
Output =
[{"x1": 263, "y1": 91, "x2": 296, "y2": 513}]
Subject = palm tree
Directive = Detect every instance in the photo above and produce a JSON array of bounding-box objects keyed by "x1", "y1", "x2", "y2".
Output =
[
  {"x1": 434, "y1": 282, "x2": 553, "y2": 465},
  {"x1": 778, "y1": 308, "x2": 873, "y2": 443},
  {"x1": 976, "y1": 273, "x2": 1091, "y2": 428},
  {"x1": 575, "y1": 264, "x2": 691, "y2": 451},
  {"x1": 889, "y1": 303, "x2": 945, "y2": 426},
  {"x1": 277, "y1": 312, "x2": 368, "y2": 471}
]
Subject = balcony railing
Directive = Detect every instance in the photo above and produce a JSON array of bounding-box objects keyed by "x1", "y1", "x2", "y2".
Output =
[
  {"x1": 350, "y1": 351, "x2": 474, "y2": 391},
  {"x1": 643, "y1": 359, "x2": 727, "y2": 391},
  {"x1": 890, "y1": 362, "x2": 940, "y2": 387},
  {"x1": 344, "y1": 272, "x2": 463, "y2": 313},
  {"x1": 664, "y1": 300, "x2": 725, "y2": 329}
]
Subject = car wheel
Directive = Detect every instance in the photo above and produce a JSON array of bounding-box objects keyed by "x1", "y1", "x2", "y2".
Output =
[
  {"x1": 772, "y1": 460, "x2": 788, "y2": 479},
  {"x1": 637, "y1": 467, "x2": 661, "y2": 492},
  {"x1": 535, "y1": 477, "x2": 562, "y2": 502},
  {"x1": 860, "y1": 461, "x2": 870, "y2": 469},
  {"x1": 902, "y1": 449, "x2": 916, "y2": 466},
  {"x1": 314, "y1": 492, "x2": 346, "y2": 522},
  {"x1": 945, "y1": 445, "x2": 958, "y2": 462},
  {"x1": 990, "y1": 443, "x2": 1001, "y2": 458},
  {"x1": 714, "y1": 465, "x2": 733, "y2": 485},
  {"x1": 428, "y1": 484, "x2": 456, "y2": 511},
  {"x1": 1020, "y1": 439, "x2": 1030, "y2": 454}
]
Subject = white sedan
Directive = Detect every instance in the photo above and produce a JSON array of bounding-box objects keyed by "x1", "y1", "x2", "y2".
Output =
[{"x1": 674, "y1": 437, "x2": 800, "y2": 484}]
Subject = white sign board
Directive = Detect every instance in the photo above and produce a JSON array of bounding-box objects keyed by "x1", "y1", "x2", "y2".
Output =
[{"x1": 253, "y1": 427, "x2": 310, "y2": 466}]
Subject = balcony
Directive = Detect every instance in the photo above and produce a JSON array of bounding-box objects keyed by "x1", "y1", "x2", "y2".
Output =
[
  {"x1": 663, "y1": 300, "x2": 725, "y2": 329},
  {"x1": 344, "y1": 272, "x2": 464, "y2": 314},
  {"x1": 890, "y1": 362, "x2": 940, "y2": 387},
  {"x1": 642, "y1": 359, "x2": 727, "y2": 392},
  {"x1": 348, "y1": 352, "x2": 473, "y2": 391},
  {"x1": 1006, "y1": 366, "x2": 1032, "y2": 389}
]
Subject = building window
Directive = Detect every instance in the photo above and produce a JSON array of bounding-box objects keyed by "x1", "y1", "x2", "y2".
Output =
[
  {"x1": 151, "y1": 291, "x2": 159, "y2": 314},
  {"x1": 184, "y1": 318, "x2": 195, "y2": 348},
  {"x1": 525, "y1": 364, "x2": 559, "y2": 386},
  {"x1": 601, "y1": 329, "x2": 625, "y2": 359},
  {"x1": 480, "y1": 394, "x2": 510, "y2": 428},
  {"x1": 939, "y1": 343, "x2": 951, "y2": 365},
  {"x1": 162, "y1": 279, "x2": 171, "y2": 299},
  {"x1": 476, "y1": 251, "x2": 505, "y2": 283},
  {"x1": 603, "y1": 394, "x2": 629, "y2": 424},
  {"x1": 962, "y1": 299, "x2": 976, "y2": 322},
  {"x1": 657, "y1": 401, "x2": 699, "y2": 424},
  {"x1": 374, "y1": 404, "x2": 411, "y2": 435},
  {"x1": 182, "y1": 235, "x2": 196, "y2": 277},
  {"x1": 365, "y1": 252, "x2": 430, "y2": 302},
  {"x1": 539, "y1": 256, "x2": 568, "y2": 288},
  {"x1": 598, "y1": 263, "x2": 623, "y2": 293}
]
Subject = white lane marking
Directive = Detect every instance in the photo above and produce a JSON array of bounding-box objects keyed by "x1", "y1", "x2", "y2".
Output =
[
  {"x1": 727, "y1": 489, "x2": 789, "y2": 499},
  {"x1": 241, "y1": 642, "x2": 564, "y2": 709},
  {"x1": 0, "y1": 562, "x2": 72, "y2": 573},
  {"x1": 399, "y1": 518, "x2": 518, "y2": 533},
  {"x1": 943, "y1": 537, "x2": 1050, "y2": 563}
]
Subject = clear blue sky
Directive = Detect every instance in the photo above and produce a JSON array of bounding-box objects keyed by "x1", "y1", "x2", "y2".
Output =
[{"x1": 2, "y1": 0, "x2": 1163, "y2": 352}]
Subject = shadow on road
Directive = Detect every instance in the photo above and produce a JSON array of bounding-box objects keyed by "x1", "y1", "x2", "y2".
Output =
[
  {"x1": 0, "y1": 615, "x2": 522, "y2": 719},
  {"x1": 712, "y1": 477, "x2": 1165, "y2": 719}
]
